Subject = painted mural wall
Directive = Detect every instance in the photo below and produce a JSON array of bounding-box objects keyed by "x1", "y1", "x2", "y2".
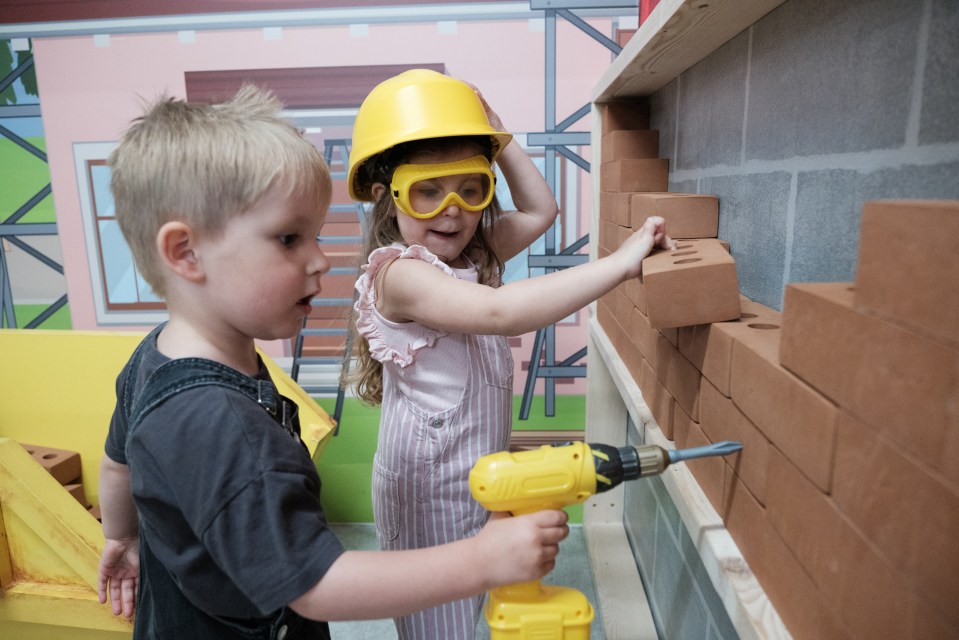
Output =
[{"x1": 25, "y1": 13, "x2": 622, "y2": 393}]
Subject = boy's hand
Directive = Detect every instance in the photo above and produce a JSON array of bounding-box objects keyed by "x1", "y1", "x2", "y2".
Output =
[
  {"x1": 475, "y1": 510, "x2": 569, "y2": 587},
  {"x1": 616, "y1": 215, "x2": 676, "y2": 279},
  {"x1": 98, "y1": 537, "x2": 140, "y2": 618}
]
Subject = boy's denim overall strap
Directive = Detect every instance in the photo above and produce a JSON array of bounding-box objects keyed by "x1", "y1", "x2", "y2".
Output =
[
  {"x1": 127, "y1": 356, "x2": 302, "y2": 444},
  {"x1": 120, "y1": 323, "x2": 166, "y2": 429}
]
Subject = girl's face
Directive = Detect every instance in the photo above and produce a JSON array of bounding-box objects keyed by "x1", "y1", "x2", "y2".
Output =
[{"x1": 374, "y1": 144, "x2": 487, "y2": 268}]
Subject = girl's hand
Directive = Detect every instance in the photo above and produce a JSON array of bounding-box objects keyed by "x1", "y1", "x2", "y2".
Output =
[
  {"x1": 616, "y1": 215, "x2": 676, "y2": 279},
  {"x1": 464, "y1": 80, "x2": 506, "y2": 132}
]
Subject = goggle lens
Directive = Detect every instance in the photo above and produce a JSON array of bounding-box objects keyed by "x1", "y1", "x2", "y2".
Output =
[{"x1": 390, "y1": 156, "x2": 496, "y2": 219}]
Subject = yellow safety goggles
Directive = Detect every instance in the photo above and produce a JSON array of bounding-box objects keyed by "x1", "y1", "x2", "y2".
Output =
[{"x1": 389, "y1": 155, "x2": 496, "y2": 219}]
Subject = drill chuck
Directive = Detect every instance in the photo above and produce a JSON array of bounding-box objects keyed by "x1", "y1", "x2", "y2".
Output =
[
  {"x1": 589, "y1": 443, "x2": 669, "y2": 493},
  {"x1": 635, "y1": 445, "x2": 670, "y2": 478},
  {"x1": 587, "y1": 441, "x2": 743, "y2": 493}
]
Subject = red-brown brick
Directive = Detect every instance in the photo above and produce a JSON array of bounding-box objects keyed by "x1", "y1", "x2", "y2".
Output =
[
  {"x1": 600, "y1": 129, "x2": 659, "y2": 163},
  {"x1": 641, "y1": 238, "x2": 741, "y2": 329},
  {"x1": 855, "y1": 200, "x2": 959, "y2": 348},
  {"x1": 630, "y1": 192, "x2": 719, "y2": 239},
  {"x1": 730, "y1": 322, "x2": 838, "y2": 492},
  {"x1": 600, "y1": 158, "x2": 669, "y2": 193},
  {"x1": 833, "y1": 410, "x2": 959, "y2": 627},
  {"x1": 779, "y1": 282, "x2": 959, "y2": 489}
]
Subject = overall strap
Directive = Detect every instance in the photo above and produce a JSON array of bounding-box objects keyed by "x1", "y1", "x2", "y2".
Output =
[
  {"x1": 128, "y1": 357, "x2": 301, "y2": 439},
  {"x1": 120, "y1": 323, "x2": 166, "y2": 426},
  {"x1": 121, "y1": 324, "x2": 300, "y2": 441}
]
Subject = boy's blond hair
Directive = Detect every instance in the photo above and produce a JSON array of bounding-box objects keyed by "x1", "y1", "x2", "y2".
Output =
[{"x1": 109, "y1": 85, "x2": 331, "y2": 297}]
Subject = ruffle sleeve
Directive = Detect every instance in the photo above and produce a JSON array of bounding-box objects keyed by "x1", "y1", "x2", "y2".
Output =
[{"x1": 353, "y1": 244, "x2": 454, "y2": 367}]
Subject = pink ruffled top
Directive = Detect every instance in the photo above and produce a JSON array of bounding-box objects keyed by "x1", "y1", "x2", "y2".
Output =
[{"x1": 354, "y1": 243, "x2": 477, "y2": 367}]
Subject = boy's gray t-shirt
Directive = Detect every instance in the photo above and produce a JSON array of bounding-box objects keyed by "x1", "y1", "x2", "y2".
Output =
[{"x1": 104, "y1": 340, "x2": 344, "y2": 618}]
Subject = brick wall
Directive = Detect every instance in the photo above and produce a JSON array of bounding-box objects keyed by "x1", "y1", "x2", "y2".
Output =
[{"x1": 598, "y1": 102, "x2": 958, "y2": 638}]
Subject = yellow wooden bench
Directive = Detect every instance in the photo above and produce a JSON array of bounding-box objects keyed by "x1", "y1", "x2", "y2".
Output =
[{"x1": 0, "y1": 329, "x2": 335, "y2": 639}]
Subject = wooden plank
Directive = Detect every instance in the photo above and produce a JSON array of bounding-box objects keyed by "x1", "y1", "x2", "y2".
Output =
[
  {"x1": 593, "y1": 0, "x2": 785, "y2": 101},
  {"x1": 0, "y1": 583, "x2": 131, "y2": 633},
  {"x1": 509, "y1": 430, "x2": 584, "y2": 451},
  {"x1": 584, "y1": 522, "x2": 657, "y2": 640},
  {"x1": 0, "y1": 438, "x2": 134, "y2": 635},
  {"x1": 0, "y1": 439, "x2": 103, "y2": 590},
  {"x1": 587, "y1": 317, "x2": 653, "y2": 436}
]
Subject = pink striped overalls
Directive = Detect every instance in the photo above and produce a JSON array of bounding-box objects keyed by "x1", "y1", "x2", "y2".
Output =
[{"x1": 354, "y1": 244, "x2": 513, "y2": 639}]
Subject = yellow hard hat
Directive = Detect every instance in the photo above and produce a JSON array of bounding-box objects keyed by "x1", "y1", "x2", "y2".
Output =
[{"x1": 348, "y1": 69, "x2": 513, "y2": 201}]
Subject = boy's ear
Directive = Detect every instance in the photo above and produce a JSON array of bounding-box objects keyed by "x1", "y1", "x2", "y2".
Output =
[{"x1": 157, "y1": 221, "x2": 204, "y2": 283}]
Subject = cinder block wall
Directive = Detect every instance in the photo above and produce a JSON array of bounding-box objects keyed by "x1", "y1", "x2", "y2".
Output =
[
  {"x1": 646, "y1": 0, "x2": 959, "y2": 309},
  {"x1": 592, "y1": 1, "x2": 959, "y2": 637}
]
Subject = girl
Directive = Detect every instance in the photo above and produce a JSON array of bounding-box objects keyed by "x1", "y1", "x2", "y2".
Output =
[{"x1": 347, "y1": 69, "x2": 673, "y2": 640}]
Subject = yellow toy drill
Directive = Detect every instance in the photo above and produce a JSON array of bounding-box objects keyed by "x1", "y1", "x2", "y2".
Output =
[{"x1": 469, "y1": 440, "x2": 742, "y2": 639}]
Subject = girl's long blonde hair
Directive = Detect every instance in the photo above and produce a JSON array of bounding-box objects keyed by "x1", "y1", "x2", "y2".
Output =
[{"x1": 345, "y1": 136, "x2": 505, "y2": 405}]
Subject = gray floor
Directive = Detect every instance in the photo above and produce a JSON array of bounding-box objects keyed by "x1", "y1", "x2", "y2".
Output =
[{"x1": 328, "y1": 523, "x2": 605, "y2": 640}]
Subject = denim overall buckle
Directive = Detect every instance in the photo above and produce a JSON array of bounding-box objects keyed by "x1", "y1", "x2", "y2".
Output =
[{"x1": 256, "y1": 380, "x2": 279, "y2": 416}]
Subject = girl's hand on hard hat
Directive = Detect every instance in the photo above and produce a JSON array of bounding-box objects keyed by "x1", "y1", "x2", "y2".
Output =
[
  {"x1": 617, "y1": 215, "x2": 675, "y2": 279},
  {"x1": 464, "y1": 80, "x2": 506, "y2": 131}
]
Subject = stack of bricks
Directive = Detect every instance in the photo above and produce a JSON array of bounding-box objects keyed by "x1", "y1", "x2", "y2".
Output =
[
  {"x1": 21, "y1": 442, "x2": 100, "y2": 520},
  {"x1": 762, "y1": 200, "x2": 957, "y2": 639},
  {"x1": 598, "y1": 100, "x2": 742, "y2": 442},
  {"x1": 598, "y1": 179, "x2": 959, "y2": 635}
]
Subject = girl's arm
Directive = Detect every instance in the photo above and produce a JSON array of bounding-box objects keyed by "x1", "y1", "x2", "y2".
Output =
[
  {"x1": 472, "y1": 87, "x2": 559, "y2": 263},
  {"x1": 378, "y1": 216, "x2": 674, "y2": 336},
  {"x1": 290, "y1": 509, "x2": 568, "y2": 621}
]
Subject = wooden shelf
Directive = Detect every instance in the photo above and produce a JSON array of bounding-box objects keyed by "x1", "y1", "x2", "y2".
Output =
[{"x1": 593, "y1": 0, "x2": 785, "y2": 101}]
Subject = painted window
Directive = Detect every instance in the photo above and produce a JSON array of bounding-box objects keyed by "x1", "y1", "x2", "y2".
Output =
[
  {"x1": 86, "y1": 159, "x2": 163, "y2": 311},
  {"x1": 74, "y1": 142, "x2": 168, "y2": 325}
]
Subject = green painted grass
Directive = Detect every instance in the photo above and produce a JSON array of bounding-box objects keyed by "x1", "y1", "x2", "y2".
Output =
[
  {"x1": 5, "y1": 303, "x2": 72, "y2": 329},
  {"x1": 1, "y1": 137, "x2": 56, "y2": 224}
]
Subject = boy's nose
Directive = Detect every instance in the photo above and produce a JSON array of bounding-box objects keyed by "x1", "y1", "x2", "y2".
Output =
[{"x1": 309, "y1": 243, "x2": 331, "y2": 275}]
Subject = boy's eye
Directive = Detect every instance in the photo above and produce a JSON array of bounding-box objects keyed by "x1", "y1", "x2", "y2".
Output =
[{"x1": 279, "y1": 234, "x2": 298, "y2": 247}]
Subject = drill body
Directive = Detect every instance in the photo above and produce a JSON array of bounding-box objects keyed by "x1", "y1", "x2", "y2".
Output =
[
  {"x1": 467, "y1": 441, "x2": 662, "y2": 639},
  {"x1": 468, "y1": 439, "x2": 741, "y2": 639},
  {"x1": 468, "y1": 441, "x2": 671, "y2": 516}
]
